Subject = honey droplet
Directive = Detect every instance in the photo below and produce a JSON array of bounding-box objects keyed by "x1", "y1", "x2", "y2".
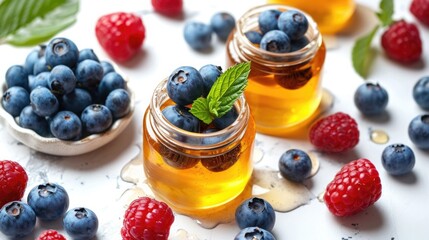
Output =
[
  {"x1": 369, "y1": 129, "x2": 389, "y2": 144},
  {"x1": 252, "y1": 168, "x2": 314, "y2": 212}
]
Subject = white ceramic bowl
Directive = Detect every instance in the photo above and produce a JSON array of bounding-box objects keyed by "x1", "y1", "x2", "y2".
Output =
[{"x1": 0, "y1": 82, "x2": 135, "y2": 156}]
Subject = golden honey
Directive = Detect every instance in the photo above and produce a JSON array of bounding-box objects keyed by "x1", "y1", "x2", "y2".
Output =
[
  {"x1": 226, "y1": 4, "x2": 326, "y2": 136},
  {"x1": 267, "y1": 0, "x2": 355, "y2": 34},
  {"x1": 142, "y1": 79, "x2": 255, "y2": 215}
]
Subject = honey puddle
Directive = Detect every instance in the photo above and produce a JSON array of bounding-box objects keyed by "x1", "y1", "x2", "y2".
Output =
[
  {"x1": 120, "y1": 149, "x2": 319, "y2": 230},
  {"x1": 369, "y1": 128, "x2": 389, "y2": 144}
]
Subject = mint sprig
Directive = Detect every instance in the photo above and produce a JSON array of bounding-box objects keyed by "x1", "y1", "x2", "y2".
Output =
[
  {"x1": 377, "y1": 0, "x2": 394, "y2": 27},
  {"x1": 190, "y1": 62, "x2": 251, "y2": 124},
  {"x1": 351, "y1": 0, "x2": 394, "y2": 79},
  {"x1": 0, "y1": 0, "x2": 79, "y2": 46},
  {"x1": 352, "y1": 25, "x2": 379, "y2": 79}
]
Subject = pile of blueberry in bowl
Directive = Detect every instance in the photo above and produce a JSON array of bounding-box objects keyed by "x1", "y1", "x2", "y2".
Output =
[{"x1": 0, "y1": 37, "x2": 134, "y2": 156}]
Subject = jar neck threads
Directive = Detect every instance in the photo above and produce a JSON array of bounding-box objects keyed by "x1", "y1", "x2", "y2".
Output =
[
  {"x1": 148, "y1": 78, "x2": 249, "y2": 156},
  {"x1": 231, "y1": 4, "x2": 322, "y2": 68}
]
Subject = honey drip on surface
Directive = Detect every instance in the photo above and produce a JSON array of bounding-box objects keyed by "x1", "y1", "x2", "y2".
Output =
[
  {"x1": 169, "y1": 229, "x2": 200, "y2": 240},
  {"x1": 120, "y1": 147, "x2": 320, "y2": 229},
  {"x1": 369, "y1": 129, "x2": 389, "y2": 144}
]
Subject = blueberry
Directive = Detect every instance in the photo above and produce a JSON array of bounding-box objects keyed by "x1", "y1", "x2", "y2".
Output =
[
  {"x1": 19, "y1": 105, "x2": 51, "y2": 137},
  {"x1": 210, "y1": 12, "x2": 236, "y2": 42},
  {"x1": 354, "y1": 82, "x2": 389, "y2": 116},
  {"x1": 49, "y1": 65, "x2": 77, "y2": 95},
  {"x1": 290, "y1": 36, "x2": 310, "y2": 51},
  {"x1": 29, "y1": 72, "x2": 50, "y2": 91},
  {"x1": 2, "y1": 86, "x2": 30, "y2": 117},
  {"x1": 234, "y1": 227, "x2": 276, "y2": 240},
  {"x1": 63, "y1": 207, "x2": 98, "y2": 240},
  {"x1": 100, "y1": 60, "x2": 115, "y2": 76},
  {"x1": 5, "y1": 65, "x2": 29, "y2": 90},
  {"x1": 105, "y1": 89, "x2": 131, "y2": 119},
  {"x1": 278, "y1": 10, "x2": 309, "y2": 40},
  {"x1": 98, "y1": 72, "x2": 125, "y2": 100},
  {"x1": 0, "y1": 201, "x2": 36, "y2": 239},
  {"x1": 167, "y1": 66, "x2": 204, "y2": 106},
  {"x1": 258, "y1": 9, "x2": 281, "y2": 34},
  {"x1": 27, "y1": 183, "x2": 70, "y2": 221},
  {"x1": 260, "y1": 30, "x2": 291, "y2": 53},
  {"x1": 30, "y1": 86, "x2": 59, "y2": 117},
  {"x1": 75, "y1": 59, "x2": 104, "y2": 90},
  {"x1": 78, "y1": 48, "x2": 100, "y2": 63},
  {"x1": 50, "y1": 111, "x2": 82, "y2": 140},
  {"x1": 199, "y1": 64, "x2": 222, "y2": 96},
  {"x1": 162, "y1": 105, "x2": 200, "y2": 132},
  {"x1": 413, "y1": 76, "x2": 429, "y2": 110},
  {"x1": 213, "y1": 107, "x2": 238, "y2": 129},
  {"x1": 45, "y1": 37, "x2": 79, "y2": 69},
  {"x1": 24, "y1": 46, "x2": 44, "y2": 74},
  {"x1": 235, "y1": 197, "x2": 276, "y2": 231},
  {"x1": 81, "y1": 104, "x2": 113, "y2": 134},
  {"x1": 33, "y1": 57, "x2": 50, "y2": 75},
  {"x1": 62, "y1": 88, "x2": 93, "y2": 115},
  {"x1": 381, "y1": 143, "x2": 415, "y2": 175},
  {"x1": 184, "y1": 21, "x2": 213, "y2": 51},
  {"x1": 408, "y1": 114, "x2": 429, "y2": 149},
  {"x1": 278, "y1": 149, "x2": 312, "y2": 182},
  {"x1": 245, "y1": 31, "x2": 263, "y2": 44},
  {"x1": 201, "y1": 128, "x2": 225, "y2": 145}
]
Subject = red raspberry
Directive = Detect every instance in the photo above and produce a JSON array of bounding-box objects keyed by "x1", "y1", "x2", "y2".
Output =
[
  {"x1": 410, "y1": 0, "x2": 429, "y2": 26},
  {"x1": 37, "y1": 229, "x2": 66, "y2": 240},
  {"x1": 95, "y1": 12, "x2": 146, "y2": 62},
  {"x1": 381, "y1": 20, "x2": 422, "y2": 64},
  {"x1": 309, "y1": 112, "x2": 359, "y2": 153},
  {"x1": 121, "y1": 197, "x2": 175, "y2": 240},
  {"x1": 0, "y1": 160, "x2": 28, "y2": 208},
  {"x1": 151, "y1": 0, "x2": 183, "y2": 16},
  {"x1": 324, "y1": 158, "x2": 382, "y2": 217}
]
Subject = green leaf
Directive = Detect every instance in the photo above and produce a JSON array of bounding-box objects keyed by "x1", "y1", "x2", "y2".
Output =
[
  {"x1": 189, "y1": 97, "x2": 213, "y2": 125},
  {"x1": 190, "y1": 62, "x2": 251, "y2": 124},
  {"x1": 0, "y1": 0, "x2": 79, "y2": 46},
  {"x1": 352, "y1": 25, "x2": 379, "y2": 79},
  {"x1": 377, "y1": 0, "x2": 394, "y2": 27},
  {"x1": 207, "y1": 62, "x2": 250, "y2": 117}
]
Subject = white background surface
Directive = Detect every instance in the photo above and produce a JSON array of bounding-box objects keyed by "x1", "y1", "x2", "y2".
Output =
[{"x1": 1, "y1": 0, "x2": 429, "y2": 239}]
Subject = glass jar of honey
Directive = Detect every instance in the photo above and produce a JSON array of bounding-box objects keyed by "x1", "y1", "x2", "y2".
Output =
[
  {"x1": 226, "y1": 4, "x2": 326, "y2": 136},
  {"x1": 267, "y1": 0, "x2": 355, "y2": 35},
  {"x1": 142, "y1": 78, "x2": 256, "y2": 215}
]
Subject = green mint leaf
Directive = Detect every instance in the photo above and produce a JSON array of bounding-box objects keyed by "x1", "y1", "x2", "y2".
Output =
[
  {"x1": 352, "y1": 25, "x2": 379, "y2": 79},
  {"x1": 189, "y1": 97, "x2": 213, "y2": 124},
  {"x1": 207, "y1": 62, "x2": 250, "y2": 117},
  {"x1": 377, "y1": 0, "x2": 394, "y2": 27},
  {"x1": 0, "y1": 0, "x2": 79, "y2": 46},
  {"x1": 190, "y1": 62, "x2": 251, "y2": 124}
]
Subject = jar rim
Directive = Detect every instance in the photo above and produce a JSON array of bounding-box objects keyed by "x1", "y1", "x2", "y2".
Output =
[
  {"x1": 234, "y1": 4, "x2": 322, "y2": 65},
  {"x1": 149, "y1": 78, "x2": 249, "y2": 150}
]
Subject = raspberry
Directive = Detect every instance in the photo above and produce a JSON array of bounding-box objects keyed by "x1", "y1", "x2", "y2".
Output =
[
  {"x1": 410, "y1": 0, "x2": 429, "y2": 26},
  {"x1": 324, "y1": 158, "x2": 382, "y2": 217},
  {"x1": 121, "y1": 197, "x2": 175, "y2": 240},
  {"x1": 0, "y1": 160, "x2": 28, "y2": 208},
  {"x1": 37, "y1": 229, "x2": 66, "y2": 240},
  {"x1": 381, "y1": 20, "x2": 422, "y2": 64},
  {"x1": 151, "y1": 0, "x2": 183, "y2": 16},
  {"x1": 95, "y1": 12, "x2": 145, "y2": 62},
  {"x1": 309, "y1": 112, "x2": 359, "y2": 153}
]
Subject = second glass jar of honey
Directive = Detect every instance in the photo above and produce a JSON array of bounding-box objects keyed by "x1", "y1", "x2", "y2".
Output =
[{"x1": 226, "y1": 4, "x2": 326, "y2": 136}]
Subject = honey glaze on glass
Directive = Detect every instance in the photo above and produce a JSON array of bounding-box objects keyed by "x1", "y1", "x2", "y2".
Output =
[{"x1": 120, "y1": 149, "x2": 320, "y2": 229}]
